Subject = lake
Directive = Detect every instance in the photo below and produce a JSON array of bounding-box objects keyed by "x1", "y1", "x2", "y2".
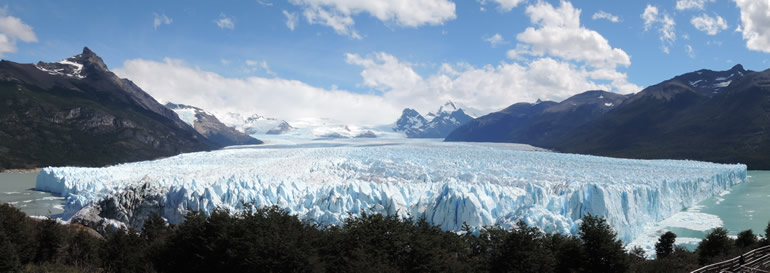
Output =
[{"x1": 0, "y1": 172, "x2": 65, "y2": 217}]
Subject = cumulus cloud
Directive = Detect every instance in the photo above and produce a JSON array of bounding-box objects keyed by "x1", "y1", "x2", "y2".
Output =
[
  {"x1": 215, "y1": 14, "x2": 235, "y2": 30},
  {"x1": 641, "y1": 5, "x2": 676, "y2": 54},
  {"x1": 153, "y1": 13, "x2": 172, "y2": 30},
  {"x1": 245, "y1": 59, "x2": 277, "y2": 76},
  {"x1": 592, "y1": 10, "x2": 620, "y2": 23},
  {"x1": 685, "y1": 45, "x2": 695, "y2": 58},
  {"x1": 478, "y1": 0, "x2": 526, "y2": 12},
  {"x1": 676, "y1": 0, "x2": 715, "y2": 11},
  {"x1": 0, "y1": 7, "x2": 37, "y2": 56},
  {"x1": 256, "y1": 0, "x2": 273, "y2": 6},
  {"x1": 735, "y1": 0, "x2": 770, "y2": 53},
  {"x1": 346, "y1": 52, "x2": 638, "y2": 117},
  {"x1": 114, "y1": 58, "x2": 401, "y2": 125},
  {"x1": 484, "y1": 33, "x2": 505, "y2": 47},
  {"x1": 690, "y1": 14, "x2": 727, "y2": 35},
  {"x1": 514, "y1": 1, "x2": 631, "y2": 69},
  {"x1": 114, "y1": 1, "x2": 640, "y2": 126},
  {"x1": 289, "y1": 0, "x2": 455, "y2": 38},
  {"x1": 283, "y1": 10, "x2": 298, "y2": 31}
]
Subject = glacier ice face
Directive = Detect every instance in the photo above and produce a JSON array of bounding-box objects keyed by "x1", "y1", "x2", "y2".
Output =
[{"x1": 35, "y1": 140, "x2": 746, "y2": 242}]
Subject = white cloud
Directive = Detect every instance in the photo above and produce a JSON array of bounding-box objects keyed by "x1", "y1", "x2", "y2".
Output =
[
  {"x1": 592, "y1": 10, "x2": 620, "y2": 23},
  {"x1": 153, "y1": 13, "x2": 172, "y2": 30},
  {"x1": 283, "y1": 10, "x2": 298, "y2": 31},
  {"x1": 289, "y1": 0, "x2": 456, "y2": 38},
  {"x1": 256, "y1": 0, "x2": 273, "y2": 6},
  {"x1": 642, "y1": 5, "x2": 658, "y2": 31},
  {"x1": 220, "y1": 59, "x2": 231, "y2": 65},
  {"x1": 215, "y1": 14, "x2": 235, "y2": 30},
  {"x1": 484, "y1": 33, "x2": 505, "y2": 47},
  {"x1": 514, "y1": 1, "x2": 631, "y2": 69},
  {"x1": 346, "y1": 52, "x2": 639, "y2": 117},
  {"x1": 641, "y1": 5, "x2": 676, "y2": 54},
  {"x1": 685, "y1": 45, "x2": 695, "y2": 58},
  {"x1": 478, "y1": 0, "x2": 526, "y2": 12},
  {"x1": 0, "y1": 7, "x2": 37, "y2": 56},
  {"x1": 114, "y1": 58, "x2": 401, "y2": 125},
  {"x1": 735, "y1": 0, "x2": 770, "y2": 53},
  {"x1": 245, "y1": 59, "x2": 277, "y2": 76},
  {"x1": 690, "y1": 14, "x2": 727, "y2": 35},
  {"x1": 676, "y1": 0, "x2": 715, "y2": 11}
]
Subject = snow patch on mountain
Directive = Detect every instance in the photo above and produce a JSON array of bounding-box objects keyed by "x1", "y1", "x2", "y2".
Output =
[
  {"x1": 35, "y1": 140, "x2": 745, "y2": 244},
  {"x1": 393, "y1": 101, "x2": 474, "y2": 138},
  {"x1": 216, "y1": 112, "x2": 294, "y2": 135}
]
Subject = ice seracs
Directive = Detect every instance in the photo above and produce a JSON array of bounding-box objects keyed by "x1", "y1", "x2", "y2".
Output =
[{"x1": 35, "y1": 140, "x2": 746, "y2": 243}]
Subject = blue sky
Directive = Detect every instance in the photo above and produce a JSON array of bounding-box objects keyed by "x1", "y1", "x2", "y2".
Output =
[{"x1": 2, "y1": 0, "x2": 769, "y2": 125}]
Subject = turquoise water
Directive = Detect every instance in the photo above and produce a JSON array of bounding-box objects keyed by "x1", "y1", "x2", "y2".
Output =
[
  {"x1": 0, "y1": 172, "x2": 64, "y2": 216},
  {"x1": 700, "y1": 171, "x2": 770, "y2": 236}
]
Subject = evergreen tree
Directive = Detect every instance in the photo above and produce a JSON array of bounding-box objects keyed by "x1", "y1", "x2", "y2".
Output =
[
  {"x1": 0, "y1": 231, "x2": 21, "y2": 273},
  {"x1": 696, "y1": 227, "x2": 734, "y2": 265},
  {"x1": 655, "y1": 231, "x2": 677, "y2": 259},
  {"x1": 735, "y1": 229, "x2": 757, "y2": 250},
  {"x1": 35, "y1": 218, "x2": 65, "y2": 264},
  {"x1": 579, "y1": 215, "x2": 628, "y2": 273},
  {"x1": 490, "y1": 221, "x2": 555, "y2": 273}
]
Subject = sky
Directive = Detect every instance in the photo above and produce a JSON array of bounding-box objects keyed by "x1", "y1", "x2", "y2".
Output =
[{"x1": 1, "y1": 0, "x2": 770, "y2": 125}]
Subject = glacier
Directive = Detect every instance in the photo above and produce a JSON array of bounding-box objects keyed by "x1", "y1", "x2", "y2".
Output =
[{"x1": 35, "y1": 140, "x2": 746, "y2": 243}]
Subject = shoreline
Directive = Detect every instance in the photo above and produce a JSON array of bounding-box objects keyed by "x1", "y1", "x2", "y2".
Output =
[{"x1": 0, "y1": 168, "x2": 42, "y2": 174}]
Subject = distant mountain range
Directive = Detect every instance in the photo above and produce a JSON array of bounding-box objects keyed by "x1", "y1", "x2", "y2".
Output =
[
  {"x1": 0, "y1": 48, "x2": 230, "y2": 170},
  {"x1": 215, "y1": 112, "x2": 294, "y2": 135},
  {"x1": 165, "y1": 103, "x2": 262, "y2": 146},
  {"x1": 448, "y1": 64, "x2": 770, "y2": 169},
  {"x1": 393, "y1": 101, "x2": 473, "y2": 138}
]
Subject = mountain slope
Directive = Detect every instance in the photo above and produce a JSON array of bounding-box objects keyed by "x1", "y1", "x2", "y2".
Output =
[
  {"x1": 393, "y1": 101, "x2": 473, "y2": 138},
  {"x1": 556, "y1": 66, "x2": 770, "y2": 168},
  {"x1": 447, "y1": 64, "x2": 770, "y2": 169},
  {"x1": 165, "y1": 103, "x2": 262, "y2": 146},
  {"x1": 216, "y1": 112, "x2": 294, "y2": 135},
  {"x1": 0, "y1": 47, "x2": 217, "y2": 170},
  {"x1": 445, "y1": 91, "x2": 626, "y2": 145}
]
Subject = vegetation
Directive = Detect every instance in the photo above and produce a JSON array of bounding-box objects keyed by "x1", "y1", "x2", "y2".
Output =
[{"x1": 0, "y1": 203, "x2": 767, "y2": 273}]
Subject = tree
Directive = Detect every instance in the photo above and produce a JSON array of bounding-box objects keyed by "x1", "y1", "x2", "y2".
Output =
[
  {"x1": 696, "y1": 227, "x2": 734, "y2": 265},
  {"x1": 735, "y1": 229, "x2": 758, "y2": 250},
  {"x1": 655, "y1": 231, "x2": 677, "y2": 259},
  {"x1": 0, "y1": 231, "x2": 21, "y2": 273},
  {"x1": 764, "y1": 221, "x2": 770, "y2": 246},
  {"x1": 35, "y1": 218, "x2": 65, "y2": 264},
  {"x1": 579, "y1": 215, "x2": 628, "y2": 273},
  {"x1": 489, "y1": 221, "x2": 555, "y2": 273}
]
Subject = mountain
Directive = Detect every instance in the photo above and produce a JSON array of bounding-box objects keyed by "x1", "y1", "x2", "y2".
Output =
[
  {"x1": 0, "y1": 47, "x2": 217, "y2": 170},
  {"x1": 447, "y1": 64, "x2": 770, "y2": 169},
  {"x1": 445, "y1": 90, "x2": 626, "y2": 144},
  {"x1": 393, "y1": 101, "x2": 473, "y2": 138},
  {"x1": 165, "y1": 103, "x2": 262, "y2": 146},
  {"x1": 216, "y1": 112, "x2": 294, "y2": 135}
]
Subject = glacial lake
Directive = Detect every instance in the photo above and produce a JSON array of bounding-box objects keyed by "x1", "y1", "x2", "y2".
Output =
[{"x1": 0, "y1": 172, "x2": 64, "y2": 217}]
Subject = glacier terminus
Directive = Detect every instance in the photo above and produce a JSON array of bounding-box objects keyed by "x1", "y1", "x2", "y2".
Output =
[{"x1": 35, "y1": 139, "x2": 746, "y2": 244}]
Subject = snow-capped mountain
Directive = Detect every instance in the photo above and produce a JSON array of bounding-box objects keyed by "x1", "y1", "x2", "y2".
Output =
[
  {"x1": 1, "y1": 47, "x2": 216, "y2": 170},
  {"x1": 165, "y1": 103, "x2": 262, "y2": 146},
  {"x1": 393, "y1": 101, "x2": 474, "y2": 138},
  {"x1": 216, "y1": 112, "x2": 294, "y2": 135}
]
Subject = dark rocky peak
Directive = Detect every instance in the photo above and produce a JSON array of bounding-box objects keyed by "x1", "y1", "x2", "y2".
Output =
[
  {"x1": 671, "y1": 64, "x2": 750, "y2": 96},
  {"x1": 35, "y1": 47, "x2": 109, "y2": 79},
  {"x1": 544, "y1": 90, "x2": 627, "y2": 113}
]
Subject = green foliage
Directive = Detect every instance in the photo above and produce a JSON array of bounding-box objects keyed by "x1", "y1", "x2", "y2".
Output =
[
  {"x1": 735, "y1": 229, "x2": 758, "y2": 250},
  {"x1": 579, "y1": 215, "x2": 629, "y2": 273},
  {"x1": 0, "y1": 231, "x2": 21, "y2": 273},
  {"x1": 34, "y1": 219, "x2": 65, "y2": 264},
  {"x1": 490, "y1": 221, "x2": 555, "y2": 273},
  {"x1": 655, "y1": 231, "x2": 677, "y2": 259},
  {"x1": 696, "y1": 227, "x2": 734, "y2": 265},
  {"x1": 3, "y1": 201, "x2": 770, "y2": 273}
]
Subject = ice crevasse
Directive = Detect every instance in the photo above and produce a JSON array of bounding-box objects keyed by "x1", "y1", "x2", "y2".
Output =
[{"x1": 35, "y1": 141, "x2": 746, "y2": 242}]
